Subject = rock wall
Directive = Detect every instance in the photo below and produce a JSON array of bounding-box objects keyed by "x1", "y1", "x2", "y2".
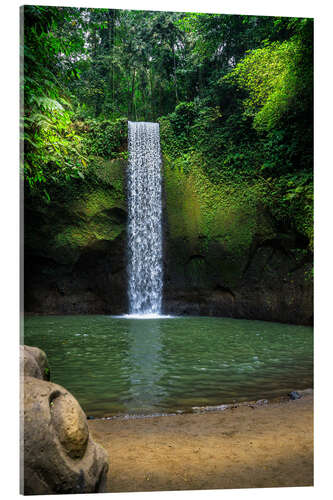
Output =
[
  {"x1": 24, "y1": 156, "x2": 313, "y2": 324},
  {"x1": 24, "y1": 159, "x2": 128, "y2": 315},
  {"x1": 162, "y1": 159, "x2": 313, "y2": 325}
]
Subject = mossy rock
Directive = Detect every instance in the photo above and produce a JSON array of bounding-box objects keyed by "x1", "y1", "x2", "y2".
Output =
[
  {"x1": 163, "y1": 156, "x2": 276, "y2": 286},
  {"x1": 90, "y1": 157, "x2": 126, "y2": 192},
  {"x1": 25, "y1": 161, "x2": 128, "y2": 266}
]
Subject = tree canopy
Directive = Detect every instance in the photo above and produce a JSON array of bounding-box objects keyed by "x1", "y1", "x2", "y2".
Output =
[{"x1": 22, "y1": 6, "x2": 313, "y2": 250}]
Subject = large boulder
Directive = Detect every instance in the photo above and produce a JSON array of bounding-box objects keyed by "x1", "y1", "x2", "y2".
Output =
[
  {"x1": 22, "y1": 375, "x2": 109, "y2": 494},
  {"x1": 20, "y1": 345, "x2": 50, "y2": 380}
]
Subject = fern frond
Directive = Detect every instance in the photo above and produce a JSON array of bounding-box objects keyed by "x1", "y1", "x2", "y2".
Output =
[{"x1": 35, "y1": 97, "x2": 65, "y2": 112}]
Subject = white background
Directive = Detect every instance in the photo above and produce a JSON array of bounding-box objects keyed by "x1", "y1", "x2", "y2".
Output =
[{"x1": 1, "y1": 0, "x2": 332, "y2": 498}]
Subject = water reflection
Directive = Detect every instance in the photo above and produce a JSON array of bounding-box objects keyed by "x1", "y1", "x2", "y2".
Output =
[
  {"x1": 24, "y1": 315, "x2": 313, "y2": 417},
  {"x1": 126, "y1": 319, "x2": 166, "y2": 413}
]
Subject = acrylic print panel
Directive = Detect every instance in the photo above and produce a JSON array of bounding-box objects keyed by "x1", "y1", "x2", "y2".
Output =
[{"x1": 21, "y1": 1, "x2": 313, "y2": 495}]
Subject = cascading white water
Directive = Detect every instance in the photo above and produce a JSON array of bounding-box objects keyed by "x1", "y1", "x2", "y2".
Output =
[{"x1": 127, "y1": 121, "x2": 163, "y2": 316}]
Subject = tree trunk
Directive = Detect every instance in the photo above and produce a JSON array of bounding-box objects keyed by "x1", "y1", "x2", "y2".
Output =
[
  {"x1": 130, "y1": 68, "x2": 136, "y2": 120},
  {"x1": 140, "y1": 73, "x2": 146, "y2": 121},
  {"x1": 198, "y1": 65, "x2": 203, "y2": 98},
  {"x1": 148, "y1": 67, "x2": 154, "y2": 120},
  {"x1": 127, "y1": 76, "x2": 131, "y2": 117},
  {"x1": 108, "y1": 9, "x2": 116, "y2": 111},
  {"x1": 172, "y1": 43, "x2": 179, "y2": 103}
]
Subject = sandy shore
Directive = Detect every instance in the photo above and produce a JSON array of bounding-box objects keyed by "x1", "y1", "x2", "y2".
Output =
[{"x1": 88, "y1": 390, "x2": 313, "y2": 493}]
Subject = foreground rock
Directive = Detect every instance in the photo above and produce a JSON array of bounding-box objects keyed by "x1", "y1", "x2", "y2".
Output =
[
  {"x1": 20, "y1": 345, "x2": 50, "y2": 380},
  {"x1": 22, "y1": 372, "x2": 108, "y2": 494}
]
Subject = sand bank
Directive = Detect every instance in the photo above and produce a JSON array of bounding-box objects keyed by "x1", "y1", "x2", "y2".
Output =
[{"x1": 88, "y1": 390, "x2": 313, "y2": 492}]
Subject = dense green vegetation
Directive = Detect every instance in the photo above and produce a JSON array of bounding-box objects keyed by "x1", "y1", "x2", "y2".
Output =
[{"x1": 22, "y1": 6, "x2": 313, "y2": 256}]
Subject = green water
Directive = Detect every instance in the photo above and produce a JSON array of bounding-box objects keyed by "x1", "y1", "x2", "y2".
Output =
[{"x1": 24, "y1": 315, "x2": 313, "y2": 417}]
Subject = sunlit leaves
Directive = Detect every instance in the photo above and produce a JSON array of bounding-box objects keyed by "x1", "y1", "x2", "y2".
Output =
[
  {"x1": 23, "y1": 5, "x2": 87, "y2": 197},
  {"x1": 224, "y1": 40, "x2": 302, "y2": 131}
]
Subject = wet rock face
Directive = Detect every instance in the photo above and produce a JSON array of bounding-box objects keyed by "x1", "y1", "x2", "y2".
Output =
[
  {"x1": 24, "y1": 235, "x2": 127, "y2": 315},
  {"x1": 20, "y1": 345, "x2": 50, "y2": 380},
  {"x1": 22, "y1": 376, "x2": 109, "y2": 495},
  {"x1": 24, "y1": 158, "x2": 128, "y2": 316},
  {"x1": 23, "y1": 157, "x2": 313, "y2": 324},
  {"x1": 163, "y1": 237, "x2": 313, "y2": 325}
]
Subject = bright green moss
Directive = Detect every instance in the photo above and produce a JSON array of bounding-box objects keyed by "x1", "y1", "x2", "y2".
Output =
[
  {"x1": 164, "y1": 156, "x2": 274, "y2": 252},
  {"x1": 163, "y1": 155, "x2": 276, "y2": 285},
  {"x1": 90, "y1": 158, "x2": 126, "y2": 192},
  {"x1": 72, "y1": 189, "x2": 123, "y2": 217},
  {"x1": 52, "y1": 213, "x2": 125, "y2": 263},
  {"x1": 25, "y1": 162, "x2": 128, "y2": 265}
]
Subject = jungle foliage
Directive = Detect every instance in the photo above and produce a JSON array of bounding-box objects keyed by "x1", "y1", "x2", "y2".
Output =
[{"x1": 22, "y1": 6, "x2": 313, "y2": 250}]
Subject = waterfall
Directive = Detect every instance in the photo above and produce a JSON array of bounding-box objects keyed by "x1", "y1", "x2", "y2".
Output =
[{"x1": 127, "y1": 121, "x2": 163, "y2": 316}]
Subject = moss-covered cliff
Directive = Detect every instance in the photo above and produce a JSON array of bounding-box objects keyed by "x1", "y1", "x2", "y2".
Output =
[
  {"x1": 24, "y1": 151, "x2": 313, "y2": 324},
  {"x1": 24, "y1": 158, "x2": 128, "y2": 314},
  {"x1": 162, "y1": 157, "x2": 313, "y2": 324}
]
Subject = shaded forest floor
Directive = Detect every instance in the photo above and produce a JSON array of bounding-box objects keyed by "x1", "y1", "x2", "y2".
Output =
[{"x1": 88, "y1": 390, "x2": 313, "y2": 492}]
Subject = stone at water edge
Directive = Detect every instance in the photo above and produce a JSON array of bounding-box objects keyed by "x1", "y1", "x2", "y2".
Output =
[
  {"x1": 289, "y1": 391, "x2": 302, "y2": 400},
  {"x1": 255, "y1": 399, "x2": 268, "y2": 405},
  {"x1": 22, "y1": 376, "x2": 109, "y2": 495},
  {"x1": 20, "y1": 345, "x2": 50, "y2": 380}
]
